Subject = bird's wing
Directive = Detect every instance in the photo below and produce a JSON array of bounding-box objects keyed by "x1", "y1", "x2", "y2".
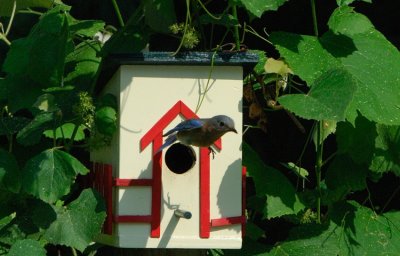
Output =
[
  {"x1": 155, "y1": 133, "x2": 177, "y2": 155},
  {"x1": 163, "y1": 119, "x2": 204, "y2": 137}
]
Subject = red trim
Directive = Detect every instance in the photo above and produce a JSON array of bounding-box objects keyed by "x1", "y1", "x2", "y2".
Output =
[
  {"x1": 114, "y1": 179, "x2": 153, "y2": 186},
  {"x1": 242, "y1": 166, "x2": 247, "y2": 238},
  {"x1": 104, "y1": 164, "x2": 113, "y2": 235},
  {"x1": 150, "y1": 133, "x2": 162, "y2": 238},
  {"x1": 115, "y1": 215, "x2": 152, "y2": 223},
  {"x1": 199, "y1": 147, "x2": 210, "y2": 238},
  {"x1": 140, "y1": 101, "x2": 181, "y2": 150},
  {"x1": 210, "y1": 216, "x2": 246, "y2": 227}
]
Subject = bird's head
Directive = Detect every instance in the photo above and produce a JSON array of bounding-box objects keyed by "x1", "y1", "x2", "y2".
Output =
[{"x1": 212, "y1": 115, "x2": 237, "y2": 134}]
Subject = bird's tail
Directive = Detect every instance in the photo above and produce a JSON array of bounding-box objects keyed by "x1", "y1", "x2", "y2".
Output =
[{"x1": 154, "y1": 134, "x2": 177, "y2": 155}]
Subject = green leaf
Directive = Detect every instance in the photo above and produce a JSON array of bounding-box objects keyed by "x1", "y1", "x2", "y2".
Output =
[
  {"x1": 267, "y1": 201, "x2": 400, "y2": 255},
  {"x1": 22, "y1": 149, "x2": 89, "y2": 203},
  {"x1": 16, "y1": 111, "x2": 62, "y2": 146},
  {"x1": 245, "y1": 222, "x2": 265, "y2": 240},
  {"x1": 43, "y1": 123, "x2": 86, "y2": 141},
  {"x1": 7, "y1": 239, "x2": 46, "y2": 256},
  {"x1": 336, "y1": 0, "x2": 372, "y2": 7},
  {"x1": 64, "y1": 42, "x2": 102, "y2": 92},
  {"x1": 0, "y1": 149, "x2": 21, "y2": 193},
  {"x1": 101, "y1": 26, "x2": 148, "y2": 56},
  {"x1": 43, "y1": 189, "x2": 106, "y2": 252},
  {"x1": 3, "y1": 6, "x2": 69, "y2": 87},
  {"x1": 0, "y1": 0, "x2": 53, "y2": 17},
  {"x1": 328, "y1": 6, "x2": 373, "y2": 35},
  {"x1": 68, "y1": 15, "x2": 105, "y2": 37},
  {"x1": 243, "y1": 143, "x2": 305, "y2": 219},
  {"x1": 278, "y1": 68, "x2": 357, "y2": 121},
  {"x1": 249, "y1": 50, "x2": 268, "y2": 74},
  {"x1": 370, "y1": 124, "x2": 400, "y2": 175},
  {"x1": 336, "y1": 114, "x2": 377, "y2": 164},
  {"x1": 329, "y1": 201, "x2": 400, "y2": 255},
  {"x1": 312, "y1": 120, "x2": 337, "y2": 150},
  {"x1": 282, "y1": 162, "x2": 309, "y2": 181},
  {"x1": 95, "y1": 106, "x2": 117, "y2": 136},
  {"x1": 270, "y1": 32, "x2": 340, "y2": 85},
  {"x1": 237, "y1": 0, "x2": 289, "y2": 18},
  {"x1": 144, "y1": 0, "x2": 176, "y2": 33},
  {"x1": 325, "y1": 154, "x2": 368, "y2": 192},
  {"x1": 321, "y1": 10, "x2": 400, "y2": 125}
]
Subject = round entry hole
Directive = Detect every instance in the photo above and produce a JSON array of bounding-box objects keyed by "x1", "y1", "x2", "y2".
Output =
[{"x1": 165, "y1": 143, "x2": 196, "y2": 174}]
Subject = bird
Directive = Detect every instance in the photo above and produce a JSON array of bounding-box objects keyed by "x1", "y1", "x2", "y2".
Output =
[{"x1": 155, "y1": 115, "x2": 237, "y2": 158}]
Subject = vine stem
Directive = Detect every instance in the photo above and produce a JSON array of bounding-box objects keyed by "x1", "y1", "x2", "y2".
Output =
[
  {"x1": 310, "y1": 0, "x2": 319, "y2": 37},
  {"x1": 231, "y1": 4, "x2": 240, "y2": 50},
  {"x1": 315, "y1": 121, "x2": 323, "y2": 224},
  {"x1": 111, "y1": 0, "x2": 125, "y2": 27}
]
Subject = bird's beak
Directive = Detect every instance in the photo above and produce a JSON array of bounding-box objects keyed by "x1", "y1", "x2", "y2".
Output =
[{"x1": 231, "y1": 128, "x2": 238, "y2": 134}]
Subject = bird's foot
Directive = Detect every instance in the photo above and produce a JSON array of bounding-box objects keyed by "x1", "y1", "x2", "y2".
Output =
[{"x1": 208, "y1": 147, "x2": 215, "y2": 159}]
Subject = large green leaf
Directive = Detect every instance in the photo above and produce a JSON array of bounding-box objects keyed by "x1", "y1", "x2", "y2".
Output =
[
  {"x1": 43, "y1": 123, "x2": 86, "y2": 141},
  {"x1": 144, "y1": 0, "x2": 176, "y2": 33},
  {"x1": 3, "y1": 6, "x2": 69, "y2": 87},
  {"x1": 67, "y1": 15, "x2": 105, "y2": 37},
  {"x1": 325, "y1": 154, "x2": 368, "y2": 192},
  {"x1": 266, "y1": 201, "x2": 400, "y2": 255},
  {"x1": 336, "y1": 114, "x2": 377, "y2": 164},
  {"x1": 43, "y1": 189, "x2": 106, "y2": 252},
  {"x1": 243, "y1": 143, "x2": 305, "y2": 219},
  {"x1": 95, "y1": 106, "x2": 117, "y2": 136},
  {"x1": 336, "y1": 0, "x2": 372, "y2": 6},
  {"x1": 0, "y1": 149, "x2": 21, "y2": 193},
  {"x1": 16, "y1": 111, "x2": 61, "y2": 146},
  {"x1": 64, "y1": 42, "x2": 102, "y2": 92},
  {"x1": 237, "y1": 0, "x2": 289, "y2": 18},
  {"x1": 7, "y1": 239, "x2": 46, "y2": 256},
  {"x1": 0, "y1": 0, "x2": 53, "y2": 16},
  {"x1": 328, "y1": 6, "x2": 373, "y2": 35},
  {"x1": 22, "y1": 149, "x2": 89, "y2": 203},
  {"x1": 321, "y1": 7, "x2": 400, "y2": 125},
  {"x1": 270, "y1": 32, "x2": 340, "y2": 85},
  {"x1": 370, "y1": 124, "x2": 400, "y2": 175},
  {"x1": 278, "y1": 68, "x2": 357, "y2": 121}
]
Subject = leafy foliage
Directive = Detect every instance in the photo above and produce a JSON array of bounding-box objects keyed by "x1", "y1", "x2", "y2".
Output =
[{"x1": 0, "y1": 0, "x2": 399, "y2": 254}]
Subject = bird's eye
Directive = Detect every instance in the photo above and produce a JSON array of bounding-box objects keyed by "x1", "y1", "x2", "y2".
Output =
[{"x1": 219, "y1": 121, "x2": 225, "y2": 127}]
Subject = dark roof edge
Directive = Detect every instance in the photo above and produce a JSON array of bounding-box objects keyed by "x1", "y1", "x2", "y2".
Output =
[{"x1": 107, "y1": 51, "x2": 259, "y2": 67}]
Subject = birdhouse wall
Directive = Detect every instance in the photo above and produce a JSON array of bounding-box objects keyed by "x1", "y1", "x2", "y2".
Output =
[{"x1": 91, "y1": 64, "x2": 244, "y2": 248}]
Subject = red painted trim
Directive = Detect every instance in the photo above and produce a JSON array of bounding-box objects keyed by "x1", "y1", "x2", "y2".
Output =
[
  {"x1": 115, "y1": 215, "x2": 152, "y2": 223},
  {"x1": 210, "y1": 216, "x2": 246, "y2": 227},
  {"x1": 94, "y1": 162, "x2": 100, "y2": 192},
  {"x1": 199, "y1": 147, "x2": 210, "y2": 238},
  {"x1": 140, "y1": 101, "x2": 181, "y2": 150},
  {"x1": 104, "y1": 164, "x2": 113, "y2": 235},
  {"x1": 150, "y1": 134, "x2": 162, "y2": 238},
  {"x1": 178, "y1": 100, "x2": 198, "y2": 119},
  {"x1": 242, "y1": 166, "x2": 247, "y2": 238},
  {"x1": 114, "y1": 179, "x2": 153, "y2": 186}
]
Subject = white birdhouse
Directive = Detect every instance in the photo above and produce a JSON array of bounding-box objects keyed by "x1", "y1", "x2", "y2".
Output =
[{"x1": 89, "y1": 52, "x2": 258, "y2": 248}]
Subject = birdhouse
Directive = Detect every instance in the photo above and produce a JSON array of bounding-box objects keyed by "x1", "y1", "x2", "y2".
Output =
[{"x1": 90, "y1": 52, "x2": 258, "y2": 248}]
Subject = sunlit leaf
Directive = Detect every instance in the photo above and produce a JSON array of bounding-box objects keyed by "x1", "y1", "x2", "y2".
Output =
[
  {"x1": 278, "y1": 68, "x2": 357, "y2": 121},
  {"x1": 237, "y1": 0, "x2": 289, "y2": 18},
  {"x1": 7, "y1": 239, "x2": 46, "y2": 256},
  {"x1": 22, "y1": 149, "x2": 89, "y2": 203},
  {"x1": 43, "y1": 189, "x2": 106, "y2": 252}
]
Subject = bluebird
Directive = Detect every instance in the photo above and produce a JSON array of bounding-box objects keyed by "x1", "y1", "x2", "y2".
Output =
[{"x1": 155, "y1": 115, "x2": 237, "y2": 157}]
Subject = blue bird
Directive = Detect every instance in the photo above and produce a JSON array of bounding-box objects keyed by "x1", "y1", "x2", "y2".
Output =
[{"x1": 155, "y1": 115, "x2": 237, "y2": 157}]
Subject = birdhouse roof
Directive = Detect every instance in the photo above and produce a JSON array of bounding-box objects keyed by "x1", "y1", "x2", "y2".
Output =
[{"x1": 96, "y1": 51, "x2": 259, "y2": 93}]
